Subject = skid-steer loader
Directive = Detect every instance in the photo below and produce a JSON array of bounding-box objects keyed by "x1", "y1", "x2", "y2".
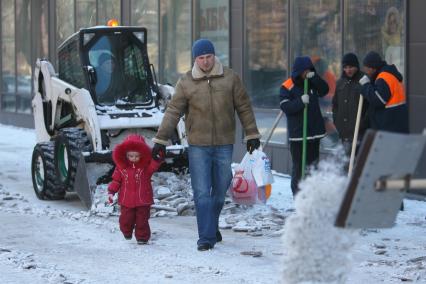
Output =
[{"x1": 31, "y1": 25, "x2": 188, "y2": 209}]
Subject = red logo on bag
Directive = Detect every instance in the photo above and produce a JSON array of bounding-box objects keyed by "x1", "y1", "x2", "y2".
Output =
[{"x1": 232, "y1": 170, "x2": 248, "y2": 193}]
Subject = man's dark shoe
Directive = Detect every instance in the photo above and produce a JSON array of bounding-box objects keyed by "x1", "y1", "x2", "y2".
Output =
[
  {"x1": 197, "y1": 243, "x2": 212, "y2": 251},
  {"x1": 124, "y1": 235, "x2": 132, "y2": 240},
  {"x1": 216, "y1": 230, "x2": 222, "y2": 242},
  {"x1": 137, "y1": 239, "x2": 148, "y2": 245}
]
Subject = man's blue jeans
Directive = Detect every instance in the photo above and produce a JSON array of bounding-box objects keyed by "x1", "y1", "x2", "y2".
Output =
[{"x1": 188, "y1": 144, "x2": 233, "y2": 246}]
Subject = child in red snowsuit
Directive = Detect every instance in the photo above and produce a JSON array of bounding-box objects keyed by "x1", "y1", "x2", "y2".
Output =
[{"x1": 108, "y1": 134, "x2": 162, "y2": 244}]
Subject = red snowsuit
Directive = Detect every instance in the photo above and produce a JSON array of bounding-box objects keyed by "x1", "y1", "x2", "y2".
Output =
[{"x1": 108, "y1": 134, "x2": 162, "y2": 241}]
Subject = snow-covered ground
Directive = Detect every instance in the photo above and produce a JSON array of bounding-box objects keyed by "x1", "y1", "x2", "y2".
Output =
[{"x1": 1, "y1": 123, "x2": 426, "y2": 284}]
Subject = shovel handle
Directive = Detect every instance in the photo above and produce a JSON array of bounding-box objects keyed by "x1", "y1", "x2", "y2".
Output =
[
  {"x1": 262, "y1": 111, "x2": 284, "y2": 149},
  {"x1": 301, "y1": 79, "x2": 308, "y2": 179},
  {"x1": 348, "y1": 96, "x2": 364, "y2": 177}
]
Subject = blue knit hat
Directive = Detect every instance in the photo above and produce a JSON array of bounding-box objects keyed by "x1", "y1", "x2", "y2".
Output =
[
  {"x1": 192, "y1": 39, "x2": 215, "y2": 59},
  {"x1": 363, "y1": 51, "x2": 384, "y2": 69}
]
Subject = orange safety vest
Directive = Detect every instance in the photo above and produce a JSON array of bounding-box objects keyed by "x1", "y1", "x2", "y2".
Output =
[
  {"x1": 376, "y1": 71, "x2": 406, "y2": 108},
  {"x1": 282, "y1": 78, "x2": 294, "y2": 90}
]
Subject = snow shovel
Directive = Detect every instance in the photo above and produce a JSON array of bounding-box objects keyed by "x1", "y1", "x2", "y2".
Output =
[
  {"x1": 301, "y1": 78, "x2": 308, "y2": 179},
  {"x1": 262, "y1": 111, "x2": 284, "y2": 149},
  {"x1": 335, "y1": 130, "x2": 426, "y2": 229},
  {"x1": 347, "y1": 95, "x2": 363, "y2": 177}
]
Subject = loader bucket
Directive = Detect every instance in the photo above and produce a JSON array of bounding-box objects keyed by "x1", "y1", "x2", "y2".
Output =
[{"x1": 74, "y1": 153, "x2": 114, "y2": 209}]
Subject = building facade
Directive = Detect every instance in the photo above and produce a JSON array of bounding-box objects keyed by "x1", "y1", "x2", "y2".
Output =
[{"x1": 0, "y1": 0, "x2": 424, "y2": 176}]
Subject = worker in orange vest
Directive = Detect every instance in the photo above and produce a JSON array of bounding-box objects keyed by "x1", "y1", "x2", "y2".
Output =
[{"x1": 359, "y1": 51, "x2": 408, "y2": 133}]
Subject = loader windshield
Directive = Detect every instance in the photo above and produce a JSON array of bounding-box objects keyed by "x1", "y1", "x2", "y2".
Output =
[{"x1": 87, "y1": 34, "x2": 153, "y2": 106}]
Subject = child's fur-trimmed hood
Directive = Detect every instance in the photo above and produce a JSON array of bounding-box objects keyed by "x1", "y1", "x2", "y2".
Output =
[{"x1": 112, "y1": 134, "x2": 152, "y2": 170}]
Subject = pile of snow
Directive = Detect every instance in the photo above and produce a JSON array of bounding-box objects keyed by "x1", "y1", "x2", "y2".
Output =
[
  {"x1": 90, "y1": 169, "x2": 295, "y2": 236},
  {"x1": 282, "y1": 153, "x2": 358, "y2": 284}
]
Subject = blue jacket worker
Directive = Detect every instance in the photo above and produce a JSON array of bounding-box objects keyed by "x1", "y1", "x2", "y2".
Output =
[
  {"x1": 279, "y1": 56, "x2": 329, "y2": 196},
  {"x1": 359, "y1": 51, "x2": 408, "y2": 133}
]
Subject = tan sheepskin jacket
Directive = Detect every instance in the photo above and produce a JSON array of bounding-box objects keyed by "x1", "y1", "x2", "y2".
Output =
[{"x1": 153, "y1": 57, "x2": 260, "y2": 146}]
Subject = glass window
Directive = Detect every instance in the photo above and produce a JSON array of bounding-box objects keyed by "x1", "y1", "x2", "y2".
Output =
[
  {"x1": 194, "y1": 0, "x2": 229, "y2": 66},
  {"x1": 244, "y1": 0, "x2": 288, "y2": 144},
  {"x1": 1, "y1": 0, "x2": 16, "y2": 111},
  {"x1": 16, "y1": 0, "x2": 32, "y2": 114},
  {"x1": 290, "y1": 0, "x2": 341, "y2": 150},
  {"x1": 98, "y1": 0, "x2": 120, "y2": 26},
  {"x1": 131, "y1": 0, "x2": 159, "y2": 69},
  {"x1": 254, "y1": 109, "x2": 288, "y2": 144},
  {"x1": 159, "y1": 0, "x2": 192, "y2": 85},
  {"x1": 40, "y1": 0, "x2": 49, "y2": 59},
  {"x1": 58, "y1": 39, "x2": 85, "y2": 89},
  {"x1": 344, "y1": 0, "x2": 405, "y2": 77},
  {"x1": 87, "y1": 33, "x2": 153, "y2": 106},
  {"x1": 56, "y1": 0, "x2": 75, "y2": 48},
  {"x1": 76, "y1": 0, "x2": 96, "y2": 30}
]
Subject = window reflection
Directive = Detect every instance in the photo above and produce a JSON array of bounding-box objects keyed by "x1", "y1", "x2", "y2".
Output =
[
  {"x1": 245, "y1": 0, "x2": 288, "y2": 109},
  {"x1": 40, "y1": 0, "x2": 49, "y2": 59},
  {"x1": 160, "y1": 0, "x2": 191, "y2": 85},
  {"x1": 1, "y1": 0, "x2": 16, "y2": 111},
  {"x1": 291, "y1": 0, "x2": 341, "y2": 150},
  {"x1": 16, "y1": 0, "x2": 32, "y2": 114},
  {"x1": 76, "y1": 0, "x2": 96, "y2": 30},
  {"x1": 244, "y1": 0, "x2": 288, "y2": 144},
  {"x1": 131, "y1": 0, "x2": 159, "y2": 69},
  {"x1": 56, "y1": 0, "x2": 75, "y2": 48},
  {"x1": 344, "y1": 0, "x2": 405, "y2": 77},
  {"x1": 194, "y1": 0, "x2": 230, "y2": 66}
]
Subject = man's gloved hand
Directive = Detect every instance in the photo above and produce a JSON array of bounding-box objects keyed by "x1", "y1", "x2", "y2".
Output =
[
  {"x1": 108, "y1": 193, "x2": 114, "y2": 204},
  {"x1": 359, "y1": 75, "x2": 370, "y2": 86},
  {"x1": 306, "y1": 71, "x2": 315, "y2": 79},
  {"x1": 247, "y1": 138, "x2": 260, "y2": 154},
  {"x1": 152, "y1": 143, "x2": 166, "y2": 161},
  {"x1": 301, "y1": 94, "x2": 309, "y2": 104}
]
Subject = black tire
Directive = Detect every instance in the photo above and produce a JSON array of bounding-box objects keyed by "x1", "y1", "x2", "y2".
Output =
[
  {"x1": 54, "y1": 128, "x2": 92, "y2": 192},
  {"x1": 31, "y1": 142, "x2": 66, "y2": 200}
]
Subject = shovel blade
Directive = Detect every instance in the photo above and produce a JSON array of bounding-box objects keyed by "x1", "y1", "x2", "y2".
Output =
[{"x1": 336, "y1": 130, "x2": 426, "y2": 229}]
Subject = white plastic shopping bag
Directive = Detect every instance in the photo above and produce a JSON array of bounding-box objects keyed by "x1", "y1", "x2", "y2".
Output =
[
  {"x1": 230, "y1": 153, "x2": 258, "y2": 205},
  {"x1": 251, "y1": 149, "x2": 274, "y2": 187}
]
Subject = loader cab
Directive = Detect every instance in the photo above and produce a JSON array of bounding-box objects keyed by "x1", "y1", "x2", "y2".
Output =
[{"x1": 58, "y1": 26, "x2": 156, "y2": 108}]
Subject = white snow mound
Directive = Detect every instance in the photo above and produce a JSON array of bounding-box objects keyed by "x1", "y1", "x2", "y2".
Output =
[{"x1": 282, "y1": 154, "x2": 358, "y2": 284}]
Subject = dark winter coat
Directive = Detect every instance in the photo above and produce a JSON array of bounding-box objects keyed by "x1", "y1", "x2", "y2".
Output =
[
  {"x1": 360, "y1": 64, "x2": 408, "y2": 133},
  {"x1": 153, "y1": 57, "x2": 260, "y2": 146},
  {"x1": 279, "y1": 56, "x2": 329, "y2": 141},
  {"x1": 332, "y1": 71, "x2": 369, "y2": 142},
  {"x1": 108, "y1": 134, "x2": 161, "y2": 208}
]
